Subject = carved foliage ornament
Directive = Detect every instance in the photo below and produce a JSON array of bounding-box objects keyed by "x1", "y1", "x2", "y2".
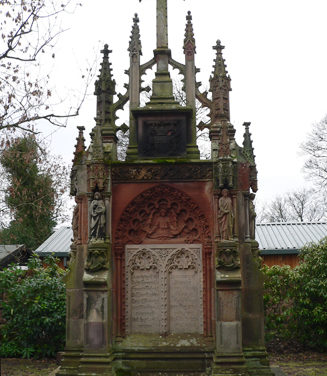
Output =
[
  {"x1": 115, "y1": 185, "x2": 211, "y2": 246},
  {"x1": 112, "y1": 164, "x2": 212, "y2": 182}
]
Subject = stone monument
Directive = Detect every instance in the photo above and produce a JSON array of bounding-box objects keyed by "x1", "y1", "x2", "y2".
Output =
[{"x1": 57, "y1": 1, "x2": 275, "y2": 375}]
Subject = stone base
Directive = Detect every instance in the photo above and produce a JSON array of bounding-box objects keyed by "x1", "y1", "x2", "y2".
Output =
[
  {"x1": 56, "y1": 350, "x2": 82, "y2": 376},
  {"x1": 78, "y1": 353, "x2": 113, "y2": 375},
  {"x1": 56, "y1": 340, "x2": 279, "y2": 376},
  {"x1": 243, "y1": 347, "x2": 275, "y2": 376},
  {"x1": 212, "y1": 352, "x2": 247, "y2": 376}
]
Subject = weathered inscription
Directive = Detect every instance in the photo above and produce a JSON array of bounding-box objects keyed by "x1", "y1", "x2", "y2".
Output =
[
  {"x1": 169, "y1": 269, "x2": 201, "y2": 333},
  {"x1": 125, "y1": 245, "x2": 203, "y2": 335},
  {"x1": 130, "y1": 269, "x2": 160, "y2": 333}
]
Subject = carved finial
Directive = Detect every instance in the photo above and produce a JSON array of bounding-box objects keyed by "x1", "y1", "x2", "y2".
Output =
[
  {"x1": 184, "y1": 11, "x2": 196, "y2": 57},
  {"x1": 242, "y1": 122, "x2": 255, "y2": 164},
  {"x1": 94, "y1": 44, "x2": 116, "y2": 127},
  {"x1": 210, "y1": 39, "x2": 232, "y2": 121},
  {"x1": 129, "y1": 13, "x2": 142, "y2": 56},
  {"x1": 72, "y1": 126, "x2": 85, "y2": 165}
]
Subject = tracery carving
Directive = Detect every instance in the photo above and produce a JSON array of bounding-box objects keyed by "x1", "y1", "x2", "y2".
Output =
[
  {"x1": 128, "y1": 248, "x2": 158, "y2": 272},
  {"x1": 166, "y1": 248, "x2": 197, "y2": 272},
  {"x1": 115, "y1": 185, "x2": 211, "y2": 246}
]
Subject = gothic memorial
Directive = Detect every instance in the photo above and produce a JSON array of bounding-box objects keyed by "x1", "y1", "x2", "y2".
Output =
[{"x1": 57, "y1": 1, "x2": 275, "y2": 375}]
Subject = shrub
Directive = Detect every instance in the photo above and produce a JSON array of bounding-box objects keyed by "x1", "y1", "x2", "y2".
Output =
[
  {"x1": 262, "y1": 238, "x2": 327, "y2": 350},
  {"x1": 292, "y1": 239, "x2": 327, "y2": 348},
  {"x1": 262, "y1": 264, "x2": 295, "y2": 342},
  {"x1": 0, "y1": 255, "x2": 66, "y2": 358}
]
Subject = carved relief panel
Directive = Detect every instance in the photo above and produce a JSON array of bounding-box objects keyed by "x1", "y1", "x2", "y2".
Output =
[
  {"x1": 125, "y1": 244, "x2": 203, "y2": 335},
  {"x1": 115, "y1": 185, "x2": 210, "y2": 245}
]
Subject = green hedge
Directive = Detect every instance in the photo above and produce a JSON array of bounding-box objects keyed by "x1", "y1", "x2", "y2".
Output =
[
  {"x1": 262, "y1": 238, "x2": 327, "y2": 350},
  {"x1": 0, "y1": 256, "x2": 66, "y2": 358}
]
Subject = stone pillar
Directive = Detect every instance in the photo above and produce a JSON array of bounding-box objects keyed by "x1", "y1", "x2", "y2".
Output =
[
  {"x1": 212, "y1": 241, "x2": 246, "y2": 376},
  {"x1": 240, "y1": 192, "x2": 274, "y2": 375},
  {"x1": 77, "y1": 242, "x2": 112, "y2": 375}
]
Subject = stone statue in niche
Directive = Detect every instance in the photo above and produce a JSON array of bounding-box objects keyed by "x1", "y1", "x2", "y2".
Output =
[
  {"x1": 218, "y1": 189, "x2": 233, "y2": 240},
  {"x1": 90, "y1": 192, "x2": 106, "y2": 241},
  {"x1": 72, "y1": 204, "x2": 79, "y2": 245},
  {"x1": 249, "y1": 193, "x2": 256, "y2": 239}
]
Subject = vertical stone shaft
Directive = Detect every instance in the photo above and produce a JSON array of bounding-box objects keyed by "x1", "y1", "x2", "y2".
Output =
[
  {"x1": 184, "y1": 11, "x2": 197, "y2": 148},
  {"x1": 157, "y1": 0, "x2": 168, "y2": 50},
  {"x1": 128, "y1": 14, "x2": 142, "y2": 158}
]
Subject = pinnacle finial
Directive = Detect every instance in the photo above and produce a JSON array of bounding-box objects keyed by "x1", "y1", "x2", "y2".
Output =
[
  {"x1": 95, "y1": 44, "x2": 115, "y2": 95},
  {"x1": 242, "y1": 122, "x2": 255, "y2": 163},
  {"x1": 129, "y1": 13, "x2": 142, "y2": 56},
  {"x1": 209, "y1": 39, "x2": 231, "y2": 121},
  {"x1": 184, "y1": 10, "x2": 196, "y2": 56},
  {"x1": 212, "y1": 40, "x2": 229, "y2": 77},
  {"x1": 94, "y1": 44, "x2": 116, "y2": 127},
  {"x1": 72, "y1": 126, "x2": 86, "y2": 165}
]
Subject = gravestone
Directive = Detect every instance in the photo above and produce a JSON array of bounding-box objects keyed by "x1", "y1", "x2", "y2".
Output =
[{"x1": 57, "y1": 1, "x2": 277, "y2": 375}]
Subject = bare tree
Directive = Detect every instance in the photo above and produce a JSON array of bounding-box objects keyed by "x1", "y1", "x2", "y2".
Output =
[
  {"x1": 0, "y1": 0, "x2": 93, "y2": 134},
  {"x1": 258, "y1": 188, "x2": 326, "y2": 223},
  {"x1": 301, "y1": 115, "x2": 327, "y2": 189}
]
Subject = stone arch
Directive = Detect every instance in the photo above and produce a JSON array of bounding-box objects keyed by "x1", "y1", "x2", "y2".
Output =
[
  {"x1": 115, "y1": 184, "x2": 211, "y2": 246},
  {"x1": 113, "y1": 184, "x2": 213, "y2": 337}
]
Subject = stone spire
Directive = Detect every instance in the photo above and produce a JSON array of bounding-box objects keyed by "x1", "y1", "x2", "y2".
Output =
[
  {"x1": 210, "y1": 40, "x2": 232, "y2": 121},
  {"x1": 72, "y1": 126, "x2": 86, "y2": 165},
  {"x1": 94, "y1": 44, "x2": 116, "y2": 128},
  {"x1": 183, "y1": 11, "x2": 196, "y2": 57},
  {"x1": 129, "y1": 13, "x2": 142, "y2": 57}
]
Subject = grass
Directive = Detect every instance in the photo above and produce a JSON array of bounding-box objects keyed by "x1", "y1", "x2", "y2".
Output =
[{"x1": 1, "y1": 353, "x2": 327, "y2": 376}]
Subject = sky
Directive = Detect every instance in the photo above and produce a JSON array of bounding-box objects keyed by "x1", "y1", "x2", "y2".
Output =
[{"x1": 41, "y1": 0, "x2": 327, "y2": 207}]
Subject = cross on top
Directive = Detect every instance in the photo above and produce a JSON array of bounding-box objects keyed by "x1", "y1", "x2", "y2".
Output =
[{"x1": 138, "y1": 0, "x2": 184, "y2": 49}]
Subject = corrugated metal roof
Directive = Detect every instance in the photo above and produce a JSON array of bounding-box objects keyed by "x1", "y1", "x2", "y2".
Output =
[
  {"x1": 35, "y1": 222, "x2": 327, "y2": 258},
  {"x1": 256, "y1": 222, "x2": 327, "y2": 255},
  {"x1": 0, "y1": 244, "x2": 24, "y2": 261},
  {"x1": 35, "y1": 226, "x2": 72, "y2": 257}
]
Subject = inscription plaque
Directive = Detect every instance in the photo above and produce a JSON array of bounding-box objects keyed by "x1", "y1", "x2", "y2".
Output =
[
  {"x1": 130, "y1": 269, "x2": 160, "y2": 333},
  {"x1": 125, "y1": 245, "x2": 203, "y2": 335},
  {"x1": 169, "y1": 269, "x2": 201, "y2": 333}
]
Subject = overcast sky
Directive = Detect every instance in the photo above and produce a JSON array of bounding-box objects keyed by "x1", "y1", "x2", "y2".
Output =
[{"x1": 42, "y1": 0, "x2": 327, "y2": 206}]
